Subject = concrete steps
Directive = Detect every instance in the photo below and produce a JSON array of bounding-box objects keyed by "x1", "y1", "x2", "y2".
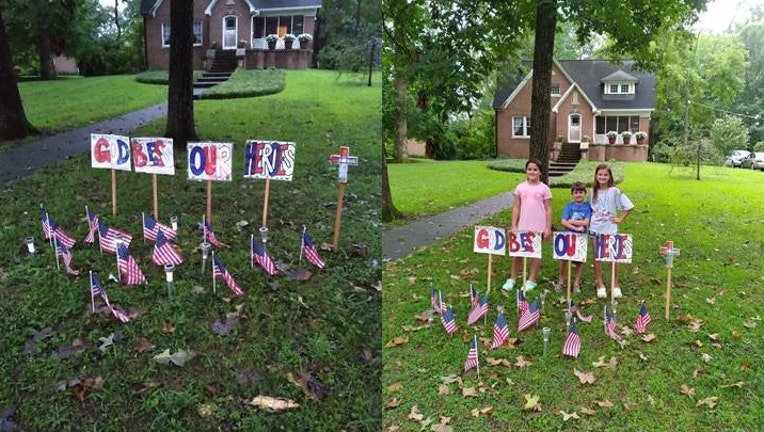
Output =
[{"x1": 550, "y1": 142, "x2": 581, "y2": 177}]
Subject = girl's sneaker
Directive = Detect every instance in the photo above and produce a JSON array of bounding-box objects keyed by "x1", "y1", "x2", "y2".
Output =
[
  {"x1": 596, "y1": 286, "x2": 607, "y2": 298},
  {"x1": 523, "y1": 280, "x2": 537, "y2": 291},
  {"x1": 502, "y1": 279, "x2": 516, "y2": 291},
  {"x1": 613, "y1": 287, "x2": 623, "y2": 298}
]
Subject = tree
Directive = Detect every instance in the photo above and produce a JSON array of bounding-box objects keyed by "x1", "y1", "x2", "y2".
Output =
[
  {"x1": 528, "y1": 0, "x2": 557, "y2": 184},
  {"x1": 710, "y1": 116, "x2": 749, "y2": 157},
  {"x1": 0, "y1": 7, "x2": 35, "y2": 140},
  {"x1": 164, "y1": 0, "x2": 197, "y2": 148}
]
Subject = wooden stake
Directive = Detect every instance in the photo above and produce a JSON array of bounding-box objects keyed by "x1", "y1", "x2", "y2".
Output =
[
  {"x1": 487, "y1": 254, "x2": 493, "y2": 294},
  {"x1": 262, "y1": 178, "x2": 271, "y2": 228},
  {"x1": 152, "y1": 174, "x2": 158, "y2": 220},
  {"x1": 111, "y1": 169, "x2": 117, "y2": 217},
  {"x1": 332, "y1": 182, "x2": 345, "y2": 252},
  {"x1": 566, "y1": 260, "x2": 572, "y2": 306},
  {"x1": 665, "y1": 266, "x2": 672, "y2": 320},
  {"x1": 610, "y1": 261, "x2": 616, "y2": 302},
  {"x1": 522, "y1": 256, "x2": 527, "y2": 285},
  {"x1": 206, "y1": 180, "x2": 212, "y2": 223}
]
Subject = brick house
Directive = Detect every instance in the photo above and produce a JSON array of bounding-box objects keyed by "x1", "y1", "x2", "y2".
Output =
[
  {"x1": 140, "y1": 0, "x2": 322, "y2": 70},
  {"x1": 493, "y1": 59, "x2": 656, "y2": 162}
]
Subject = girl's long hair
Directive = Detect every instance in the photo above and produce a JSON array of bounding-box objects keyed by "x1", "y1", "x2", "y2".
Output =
[
  {"x1": 526, "y1": 158, "x2": 544, "y2": 180},
  {"x1": 592, "y1": 164, "x2": 614, "y2": 203}
]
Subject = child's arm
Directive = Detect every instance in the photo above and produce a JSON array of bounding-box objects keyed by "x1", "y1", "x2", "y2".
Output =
[
  {"x1": 511, "y1": 196, "x2": 521, "y2": 231},
  {"x1": 544, "y1": 198, "x2": 552, "y2": 239},
  {"x1": 614, "y1": 210, "x2": 631, "y2": 225}
]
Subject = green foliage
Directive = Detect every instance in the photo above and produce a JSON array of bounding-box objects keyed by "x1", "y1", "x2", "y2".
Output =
[
  {"x1": 710, "y1": 115, "x2": 750, "y2": 156},
  {"x1": 315, "y1": 0, "x2": 381, "y2": 73},
  {"x1": 669, "y1": 138, "x2": 722, "y2": 167},
  {"x1": 753, "y1": 141, "x2": 764, "y2": 152},
  {"x1": 651, "y1": 142, "x2": 673, "y2": 163},
  {"x1": 198, "y1": 69, "x2": 285, "y2": 99}
]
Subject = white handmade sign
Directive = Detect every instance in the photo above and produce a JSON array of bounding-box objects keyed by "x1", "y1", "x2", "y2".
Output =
[
  {"x1": 473, "y1": 226, "x2": 506, "y2": 256},
  {"x1": 131, "y1": 137, "x2": 175, "y2": 175},
  {"x1": 243, "y1": 140, "x2": 296, "y2": 181},
  {"x1": 552, "y1": 232, "x2": 588, "y2": 262},
  {"x1": 593, "y1": 233, "x2": 632, "y2": 263},
  {"x1": 91, "y1": 133, "x2": 131, "y2": 171},
  {"x1": 507, "y1": 230, "x2": 542, "y2": 259},
  {"x1": 187, "y1": 142, "x2": 233, "y2": 181}
]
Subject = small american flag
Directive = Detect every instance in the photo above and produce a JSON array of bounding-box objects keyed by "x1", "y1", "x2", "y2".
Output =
[
  {"x1": 302, "y1": 229, "x2": 325, "y2": 269},
  {"x1": 201, "y1": 220, "x2": 227, "y2": 248},
  {"x1": 470, "y1": 283, "x2": 478, "y2": 308},
  {"x1": 143, "y1": 213, "x2": 176, "y2": 242},
  {"x1": 562, "y1": 321, "x2": 581, "y2": 358},
  {"x1": 49, "y1": 218, "x2": 76, "y2": 249},
  {"x1": 467, "y1": 293, "x2": 489, "y2": 325},
  {"x1": 55, "y1": 238, "x2": 79, "y2": 276},
  {"x1": 110, "y1": 307, "x2": 131, "y2": 323},
  {"x1": 441, "y1": 306, "x2": 458, "y2": 335},
  {"x1": 635, "y1": 303, "x2": 651, "y2": 334},
  {"x1": 463, "y1": 336, "x2": 479, "y2": 373},
  {"x1": 90, "y1": 272, "x2": 109, "y2": 303},
  {"x1": 604, "y1": 307, "x2": 621, "y2": 341},
  {"x1": 490, "y1": 312, "x2": 510, "y2": 349},
  {"x1": 569, "y1": 300, "x2": 593, "y2": 323},
  {"x1": 40, "y1": 206, "x2": 51, "y2": 239},
  {"x1": 116, "y1": 242, "x2": 146, "y2": 285},
  {"x1": 430, "y1": 284, "x2": 441, "y2": 314},
  {"x1": 84, "y1": 207, "x2": 98, "y2": 244},
  {"x1": 152, "y1": 230, "x2": 183, "y2": 266},
  {"x1": 251, "y1": 239, "x2": 277, "y2": 276},
  {"x1": 517, "y1": 290, "x2": 529, "y2": 315},
  {"x1": 212, "y1": 254, "x2": 244, "y2": 296},
  {"x1": 98, "y1": 221, "x2": 132, "y2": 254},
  {"x1": 517, "y1": 299, "x2": 540, "y2": 332}
]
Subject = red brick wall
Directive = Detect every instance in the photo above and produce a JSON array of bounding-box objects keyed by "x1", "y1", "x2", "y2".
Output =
[
  {"x1": 554, "y1": 90, "x2": 595, "y2": 141},
  {"x1": 145, "y1": 0, "x2": 208, "y2": 70}
]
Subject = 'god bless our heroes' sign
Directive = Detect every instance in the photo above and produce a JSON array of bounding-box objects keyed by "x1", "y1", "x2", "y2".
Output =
[
  {"x1": 243, "y1": 140, "x2": 296, "y2": 181},
  {"x1": 552, "y1": 232, "x2": 588, "y2": 262},
  {"x1": 187, "y1": 142, "x2": 233, "y2": 182}
]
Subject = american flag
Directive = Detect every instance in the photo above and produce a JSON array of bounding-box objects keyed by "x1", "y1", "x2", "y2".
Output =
[
  {"x1": 302, "y1": 229, "x2": 325, "y2": 269},
  {"x1": 430, "y1": 284, "x2": 441, "y2": 314},
  {"x1": 491, "y1": 312, "x2": 510, "y2": 349},
  {"x1": 84, "y1": 207, "x2": 98, "y2": 244},
  {"x1": 143, "y1": 213, "x2": 176, "y2": 242},
  {"x1": 40, "y1": 206, "x2": 51, "y2": 239},
  {"x1": 55, "y1": 238, "x2": 79, "y2": 276},
  {"x1": 116, "y1": 243, "x2": 146, "y2": 285},
  {"x1": 463, "y1": 336, "x2": 479, "y2": 373},
  {"x1": 441, "y1": 306, "x2": 458, "y2": 335},
  {"x1": 517, "y1": 299, "x2": 540, "y2": 332},
  {"x1": 562, "y1": 320, "x2": 581, "y2": 358},
  {"x1": 517, "y1": 290, "x2": 529, "y2": 315},
  {"x1": 569, "y1": 300, "x2": 593, "y2": 323},
  {"x1": 98, "y1": 221, "x2": 132, "y2": 254},
  {"x1": 212, "y1": 254, "x2": 244, "y2": 296},
  {"x1": 251, "y1": 239, "x2": 277, "y2": 276},
  {"x1": 635, "y1": 303, "x2": 652, "y2": 334},
  {"x1": 604, "y1": 307, "x2": 621, "y2": 341},
  {"x1": 470, "y1": 283, "x2": 478, "y2": 308},
  {"x1": 201, "y1": 220, "x2": 227, "y2": 248},
  {"x1": 467, "y1": 293, "x2": 489, "y2": 325},
  {"x1": 90, "y1": 273, "x2": 130, "y2": 322},
  {"x1": 49, "y1": 218, "x2": 76, "y2": 249},
  {"x1": 152, "y1": 230, "x2": 183, "y2": 266}
]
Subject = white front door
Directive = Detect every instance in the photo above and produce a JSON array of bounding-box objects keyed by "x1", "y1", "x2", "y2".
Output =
[
  {"x1": 568, "y1": 114, "x2": 581, "y2": 143},
  {"x1": 223, "y1": 16, "x2": 238, "y2": 49}
]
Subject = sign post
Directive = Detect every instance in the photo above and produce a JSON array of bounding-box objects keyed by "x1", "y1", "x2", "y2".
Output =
[
  {"x1": 473, "y1": 226, "x2": 506, "y2": 294},
  {"x1": 508, "y1": 230, "x2": 542, "y2": 298},
  {"x1": 593, "y1": 233, "x2": 633, "y2": 302},
  {"x1": 243, "y1": 140, "x2": 296, "y2": 240},
  {"x1": 188, "y1": 142, "x2": 234, "y2": 223},
  {"x1": 131, "y1": 137, "x2": 176, "y2": 220},
  {"x1": 552, "y1": 232, "x2": 588, "y2": 305},
  {"x1": 328, "y1": 146, "x2": 359, "y2": 252},
  {"x1": 90, "y1": 134, "x2": 131, "y2": 216},
  {"x1": 659, "y1": 240, "x2": 680, "y2": 320}
]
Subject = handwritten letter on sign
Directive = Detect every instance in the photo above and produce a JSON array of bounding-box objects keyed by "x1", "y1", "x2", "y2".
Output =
[
  {"x1": 507, "y1": 230, "x2": 542, "y2": 259},
  {"x1": 187, "y1": 142, "x2": 233, "y2": 181},
  {"x1": 594, "y1": 233, "x2": 633, "y2": 263},
  {"x1": 91, "y1": 134, "x2": 131, "y2": 171},
  {"x1": 552, "y1": 232, "x2": 588, "y2": 262},
  {"x1": 243, "y1": 140, "x2": 296, "y2": 181},
  {"x1": 131, "y1": 137, "x2": 175, "y2": 175},
  {"x1": 473, "y1": 226, "x2": 506, "y2": 256}
]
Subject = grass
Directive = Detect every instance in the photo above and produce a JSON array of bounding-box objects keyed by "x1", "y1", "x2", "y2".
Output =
[
  {"x1": 0, "y1": 70, "x2": 382, "y2": 431},
  {"x1": 200, "y1": 69, "x2": 285, "y2": 99},
  {"x1": 134, "y1": 70, "x2": 205, "y2": 85},
  {"x1": 383, "y1": 163, "x2": 764, "y2": 431}
]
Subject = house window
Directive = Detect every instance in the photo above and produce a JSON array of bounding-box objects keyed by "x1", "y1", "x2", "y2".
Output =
[
  {"x1": 193, "y1": 21, "x2": 202, "y2": 46},
  {"x1": 513, "y1": 116, "x2": 531, "y2": 138},
  {"x1": 609, "y1": 84, "x2": 618, "y2": 93},
  {"x1": 551, "y1": 84, "x2": 560, "y2": 96},
  {"x1": 605, "y1": 82, "x2": 635, "y2": 94},
  {"x1": 293, "y1": 15, "x2": 304, "y2": 34},
  {"x1": 266, "y1": 16, "x2": 278, "y2": 35},
  {"x1": 254, "y1": 15, "x2": 305, "y2": 38},
  {"x1": 278, "y1": 16, "x2": 291, "y2": 36},
  {"x1": 162, "y1": 23, "x2": 170, "y2": 47},
  {"x1": 161, "y1": 22, "x2": 202, "y2": 46},
  {"x1": 620, "y1": 84, "x2": 629, "y2": 93},
  {"x1": 596, "y1": 115, "x2": 641, "y2": 134}
]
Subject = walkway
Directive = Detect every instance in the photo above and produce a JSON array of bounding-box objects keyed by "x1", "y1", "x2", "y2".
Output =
[
  {"x1": 382, "y1": 192, "x2": 514, "y2": 262},
  {"x1": 0, "y1": 103, "x2": 167, "y2": 187}
]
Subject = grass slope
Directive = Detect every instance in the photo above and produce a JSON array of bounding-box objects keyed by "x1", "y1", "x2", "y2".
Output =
[
  {"x1": 383, "y1": 163, "x2": 764, "y2": 431},
  {"x1": 0, "y1": 70, "x2": 381, "y2": 431}
]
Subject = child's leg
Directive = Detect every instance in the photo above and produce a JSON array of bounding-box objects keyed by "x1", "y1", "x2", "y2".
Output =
[
  {"x1": 511, "y1": 256, "x2": 521, "y2": 280},
  {"x1": 593, "y1": 259, "x2": 603, "y2": 286},
  {"x1": 558, "y1": 260, "x2": 566, "y2": 284},
  {"x1": 573, "y1": 262, "x2": 584, "y2": 286},
  {"x1": 528, "y1": 257, "x2": 541, "y2": 282}
]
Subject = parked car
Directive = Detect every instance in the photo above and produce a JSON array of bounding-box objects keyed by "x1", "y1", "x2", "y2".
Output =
[
  {"x1": 725, "y1": 150, "x2": 754, "y2": 167},
  {"x1": 741, "y1": 152, "x2": 764, "y2": 170}
]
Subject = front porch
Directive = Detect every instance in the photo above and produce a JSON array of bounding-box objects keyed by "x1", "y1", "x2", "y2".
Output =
[{"x1": 205, "y1": 48, "x2": 313, "y2": 71}]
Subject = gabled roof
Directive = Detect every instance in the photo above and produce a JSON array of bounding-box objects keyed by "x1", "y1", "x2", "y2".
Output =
[
  {"x1": 600, "y1": 69, "x2": 638, "y2": 82},
  {"x1": 493, "y1": 59, "x2": 656, "y2": 111},
  {"x1": 140, "y1": 0, "x2": 161, "y2": 17},
  {"x1": 141, "y1": 0, "x2": 322, "y2": 17}
]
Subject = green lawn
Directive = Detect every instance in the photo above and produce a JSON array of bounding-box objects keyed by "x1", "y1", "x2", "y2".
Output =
[
  {"x1": 383, "y1": 163, "x2": 764, "y2": 431},
  {"x1": 0, "y1": 70, "x2": 382, "y2": 431}
]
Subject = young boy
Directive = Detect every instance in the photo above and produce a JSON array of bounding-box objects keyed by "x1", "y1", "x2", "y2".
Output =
[{"x1": 554, "y1": 182, "x2": 592, "y2": 293}]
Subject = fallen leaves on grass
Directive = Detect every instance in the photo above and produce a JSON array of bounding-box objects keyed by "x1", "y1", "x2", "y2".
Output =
[
  {"x1": 591, "y1": 356, "x2": 617, "y2": 370},
  {"x1": 408, "y1": 405, "x2": 424, "y2": 421},
  {"x1": 486, "y1": 357, "x2": 511, "y2": 368},
  {"x1": 386, "y1": 336, "x2": 409, "y2": 348},
  {"x1": 438, "y1": 384, "x2": 450, "y2": 395},
  {"x1": 387, "y1": 382, "x2": 403, "y2": 392},
  {"x1": 559, "y1": 411, "x2": 580, "y2": 421},
  {"x1": 98, "y1": 332, "x2": 122, "y2": 352},
  {"x1": 573, "y1": 368, "x2": 595, "y2": 385},
  {"x1": 249, "y1": 395, "x2": 299, "y2": 412},
  {"x1": 136, "y1": 337, "x2": 156, "y2": 353},
  {"x1": 386, "y1": 398, "x2": 401, "y2": 409},
  {"x1": 579, "y1": 406, "x2": 596, "y2": 415},
  {"x1": 720, "y1": 381, "x2": 744, "y2": 389},
  {"x1": 619, "y1": 326, "x2": 634, "y2": 337},
  {"x1": 0, "y1": 404, "x2": 18, "y2": 431},
  {"x1": 462, "y1": 387, "x2": 478, "y2": 398},
  {"x1": 285, "y1": 267, "x2": 312, "y2": 281},
  {"x1": 414, "y1": 312, "x2": 432, "y2": 322},
  {"x1": 162, "y1": 321, "x2": 176, "y2": 334},
  {"x1": 440, "y1": 375, "x2": 461, "y2": 385},
  {"x1": 152, "y1": 349, "x2": 195, "y2": 367},
  {"x1": 212, "y1": 317, "x2": 240, "y2": 336},
  {"x1": 705, "y1": 297, "x2": 716, "y2": 305},
  {"x1": 688, "y1": 319, "x2": 704, "y2": 333},
  {"x1": 701, "y1": 353, "x2": 712, "y2": 363},
  {"x1": 471, "y1": 407, "x2": 493, "y2": 417},
  {"x1": 641, "y1": 333, "x2": 657, "y2": 342},
  {"x1": 514, "y1": 356, "x2": 532, "y2": 368},
  {"x1": 595, "y1": 399, "x2": 613, "y2": 408},
  {"x1": 401, "y1": 324, "x2": 430, "y2": 332},
  {"x1": 407, "y1": 277, "x2": 416, "y2": 285},
  {"x1": 523, "y1": 394, "x2": 541, "y2": 411},
  {"x1": 289, "y1": 372, "x2": 331, "y2": 401},
  {"x1": 680, "y1": 384, "x2": 696, "y2": 398},
  {"x1": 743, "y1": 319, "x2": 758, "y2": 328},
  {"x1": 695, "y1": 396, "x2": 718, "y2": 409}
]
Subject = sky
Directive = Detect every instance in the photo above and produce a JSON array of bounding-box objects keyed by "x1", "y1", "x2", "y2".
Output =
[{"x1": 695, "y1": 0, "x2": 764, "y2": 33}]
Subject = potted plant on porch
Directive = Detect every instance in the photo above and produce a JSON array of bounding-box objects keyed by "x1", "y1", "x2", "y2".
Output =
[
  {"x1": 265, "y1": 34, "x2": 278, "y2": 50},
  {"x1": 606, "y1": 131, "x2": 618, "y2": 144},
  {"x1": 635, "y1": 131, "x2": 647, "y2": 144},
  {"x1": 297, "y1": 33, "x2": 313, "y2": 48},
  {"x1": 284, "y1": 33, "x2": 296, "y2": 50},
  {"x1": 622, "y1": 130, "x2": 632, "y2": 145}
]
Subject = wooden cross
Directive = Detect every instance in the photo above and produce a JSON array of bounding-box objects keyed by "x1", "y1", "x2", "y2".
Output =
[
  {"x1": 328, "y1": 146, "x2": 359, "y2": 251},
  {"x1": 659, "y1": 240, "x2": 680, "y2": 320}
]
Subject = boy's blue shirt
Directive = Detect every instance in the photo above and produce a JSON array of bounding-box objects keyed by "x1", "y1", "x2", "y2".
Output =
[{"x1": 561, "y1": 201, "x2": 592, "y2": 233}]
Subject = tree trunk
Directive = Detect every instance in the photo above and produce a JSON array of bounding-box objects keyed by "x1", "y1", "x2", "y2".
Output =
[
  {"x1": 114, "y1": 0, "x2": 121, "y2": 39},
  {"x1": 382, "y1": 140, "x2": 401, "y2": 222},
  {"x1": 37, "y1": 1, "x2": 55, "y2": 81},
  {"x1": 165, "y1": 0, "x2": 198, "y2": 149},
  {"x1": 393, "y1": 54, "x2": 408, "y2": 162},
  {"x1": 0, "y1": 9, "x2": 35, "y2": 140},
  {"x1": 529, "y1": 0, "x2": 557, "y2": 185}
]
